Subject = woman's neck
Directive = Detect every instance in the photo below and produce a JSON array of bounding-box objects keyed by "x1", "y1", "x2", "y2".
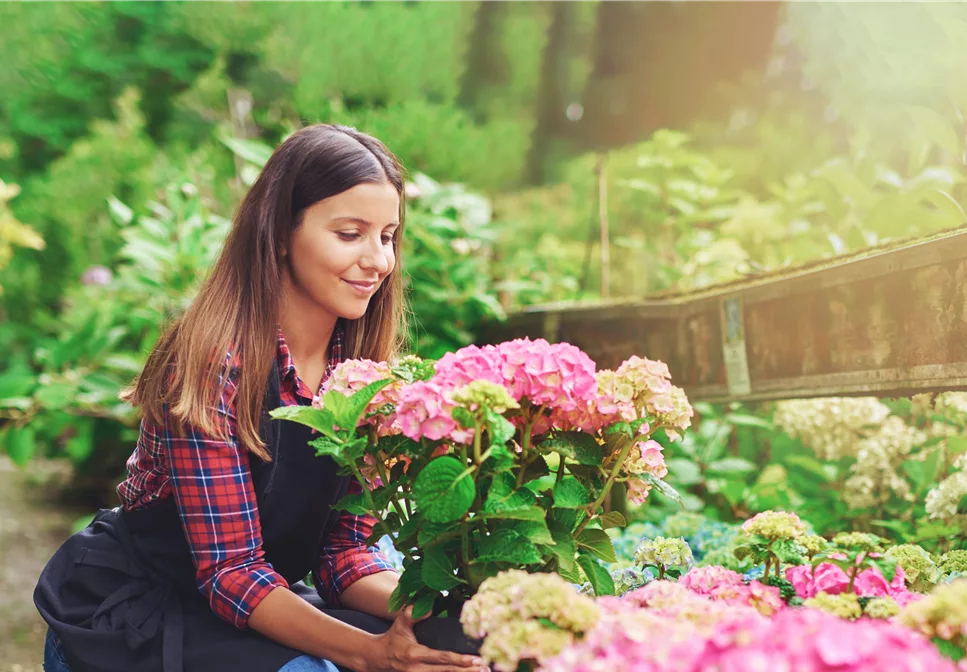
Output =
[{"x1": 279, "y1": 301, "x2": 338, "y2": 393}]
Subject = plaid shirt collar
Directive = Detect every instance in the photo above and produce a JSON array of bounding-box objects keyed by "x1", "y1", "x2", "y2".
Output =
[{"x1": 276, "y1": 322, "x2": 346, "y2": 395}]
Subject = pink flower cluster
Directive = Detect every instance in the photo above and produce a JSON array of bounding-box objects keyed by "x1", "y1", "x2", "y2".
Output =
[
  {"x1": 540, "y1": 591, "x2": 953, "y2": 672},
  {"x1": 394, "y1": 380, "x2": 473, "y2": 444},
  {"x1": 679, "y1": 566, "x2": 785, "y2": 616},
  {"x1": 787, "y1": 561, "x2": 919, "y2": 607},
  {"x1": 317, "y1": 359, "x2": 401, "y2": 434},
  {"x1": 396, "y1": 339, "x2": 599, "y2": 443}
]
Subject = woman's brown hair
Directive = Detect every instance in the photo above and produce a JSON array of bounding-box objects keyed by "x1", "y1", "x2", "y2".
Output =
[{"x1": 122, "y1": 124, "x2": 407, "y2": 461}]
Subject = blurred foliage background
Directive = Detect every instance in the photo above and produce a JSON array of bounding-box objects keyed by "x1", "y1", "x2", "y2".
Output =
[{"x1": 4, "y1": 0, "x2": 967, "y2": 541}]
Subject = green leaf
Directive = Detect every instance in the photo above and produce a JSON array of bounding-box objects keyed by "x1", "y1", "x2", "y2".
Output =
[
  {"x1": 543, "y1": 432, "x2": 604, "y2": 466},
  {"x1": 932, "y1": 638, "x2": 967, "y2": 662},
  {"x1": 272, "y1": 406, "x2": 341, "y2": 440},
  {"x1": 511, "y1": 519, "x2": 555, "y2": 546},
  {"x1": 422, "y1": 544, "x2": 463, "y2": 591},
  {"x1": 548, "y1": 520, "x2": 576, "y2": 571},
  {"x1": 576, "y1": 528, "x2": 617, "y2": 563},
  {"x1": 334, "y1": 492, "x2": 369, "y2": 516},
  {"x1": 219, "y1": 134, "x2": 274, "y2": 167},
  {"x1": 308, "y1": 436, "x2": 350, "y2": 467},
  {"x1": 475, "y1": 530, "x2": 543, "y2": 565},
  {"x1": 390, "y1": 559, "x2": 424, "y2": 612},
  {"x1": 412, "y1": 456, "x2": 475, "y2": 523},
  {"x1": 577, "y1": 554, "x2": 615, "y2": 596},
  {"x1": 3, "y1": 426, "x2": 36, "y2": 467},
  {"x1": 412, "y1": 591, "x2": 436, "y2": 619},
  {"x1": 65, "y1": 420, "x2": 94, "y2": 462},
  {"x1": 707, "y1": 457, "x2": 756, "y2": 475},
  {"x1": 484, "y1": 408, "x2": 515, "y2": 446},
  {"x1": 482, "y1": 443, "x2": 515, "y2": 473},
  {"x1": 322, "y1": 379, "x2": 393, "y2": 433},
  {"x1": 726, "y1": 413, "x2": 773, "y2": 430},
  {"x1": 604, "y1": 422, "x2": 633, "y2": 438},
  {"x1": 418, "y1": 520, "x2": 461, "y2": 547},
  {"x1": 553, "y1": 477, "x2": 590, "y2": 509},
  {"x1": 666, "y1": 458, "x2": 702, "y2": 486},
  {"x1": 35, "y1": 381, "x2": 78, "y2": 411},
  {"x1": 596, "y1": 511, "x2": 627, "y2": 530},
  {"x1": 551, "y1": 507, "x2": 580, "y2": 533},
  {"x1": 641, "y1": 474, "x2": 683, "y2": 506},
  {"x1": 481, "y1": 505, "x2": 546, "y2": 523}
]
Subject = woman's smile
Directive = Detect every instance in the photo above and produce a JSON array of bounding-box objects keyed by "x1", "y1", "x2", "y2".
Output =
[{"x1": 343, "y1": 278, "x2": 379, "y2": 294}]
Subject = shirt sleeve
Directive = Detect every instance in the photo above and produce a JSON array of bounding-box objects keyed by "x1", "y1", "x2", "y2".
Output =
[
  {"x1": 315, "y1": 479, "x2": 398, "y2": 606},
  {"x1": 159, "y1": 367, "x2": 288, "y2": 629}
]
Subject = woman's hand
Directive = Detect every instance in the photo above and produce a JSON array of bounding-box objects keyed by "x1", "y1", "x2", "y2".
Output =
[{"x1": 364, "y1": 607, "x2": 486, "y2": 672}]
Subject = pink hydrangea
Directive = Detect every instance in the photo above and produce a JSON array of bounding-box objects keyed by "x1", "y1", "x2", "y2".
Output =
[
  {"x1": 317, "y1": 359, "x2": 401, "y2": 434},
  {"x1": 496, "y1": 338, "x2": 598, "y2": 412},
  {"x1": 786, "y1": 561, "x2": 917, "y2": 605},
  {"x1": 393, "y1": 380, "x2": 473, "y2": 444},
  {"x1": 433, "y1": 344, "x2": 506, "y2": 389},
  {"x1": 694, "y1": 606, "x2": 954, "y2": 672},
  {"x1": 541, "y1": 594, "x2": 953, "y2": 672},
  {"x1": 679, "y1": 566, "x2": 784, "y2": 616}
]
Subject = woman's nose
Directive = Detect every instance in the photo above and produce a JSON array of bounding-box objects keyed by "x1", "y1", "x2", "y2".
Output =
[{"x1": 359, "y1": 236, "x2": 390, "y2": 273}]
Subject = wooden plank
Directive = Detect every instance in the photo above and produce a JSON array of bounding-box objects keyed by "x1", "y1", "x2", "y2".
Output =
[{"x1": 479, "y1": 228, "x2": 967, "y2": 402}]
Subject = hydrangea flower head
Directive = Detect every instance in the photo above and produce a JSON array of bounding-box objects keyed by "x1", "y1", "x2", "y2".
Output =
[
  {"x1": 805, "y1": 591, "x2": 863, "y2": 620},
  {"x1": 884, "y1": 544, "x2": 939, "y2": 590},
  {"x1": 938, "y1": 550, "x2": 967, "y2": 577},
  {"x1": 461, "y1": 570, "x2": 600, "y2": 672},
  {"x1": 832, "y1": 531, "x2": 886, "y2": 553},
  {"x1": 449, "y1": 380, "x2": 520, "y2": 414},
  {"x1": 317, "y1": 359, "x2": 401, "y2": 432},
  {"x1": 741, "y1": 510, "x2": 805, "y2": 541},
  {"x1": 898, "y1": 579, "x2": 967, "y2": 645},
  {"x1": 495, "y1": 338, "x2": 598, "y2": 412},
  {"x1": 864, "y1": 596, "x2": 900, "y2": 620},
  {"x1": 393, "y1": 380, "x2": 472, "y2": 443},
  {"x1": 799, "y1": 534, "x2": 829, "y2": 558},
  {"x1": 634, "y1": 536, "x2": 694, "y2": 572}
]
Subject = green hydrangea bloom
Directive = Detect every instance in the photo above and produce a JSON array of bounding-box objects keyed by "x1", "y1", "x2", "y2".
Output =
[
  {"x1": 864, "y1": 596, "x2": 900, "y2": 620},
  {"x1": 804, "y1": 591, "x2": 862, "y2": 620},
  {"x1": 634, "y1": 536, "x2": 694, "y2": 573},
  {"x1": 938, "y1": 550, "x2": 967, "y2": 576},
  {"x1": 831, "y1": 532, "x2": 885, "y2": 553},
  {"x1": 661, "y1": 512, "x2": 706, "y2": 540},
  {"x1": 799, "y1": 535, "x2": 828, "y2": 558},
  {"x1": 741, "y1": 511, "x2": 805, "y2": 541},
  {"x1": 884, "y1": 544, "x2": 939, "y2": 591},
  {"x1": 450, "y1": 380, "x2": 519, "y2": 413}
]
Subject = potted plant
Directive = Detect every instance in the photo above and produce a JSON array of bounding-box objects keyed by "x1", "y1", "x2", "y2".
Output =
[{"x1": 273, "y1": 338, "x2": 692, "y2": 629}]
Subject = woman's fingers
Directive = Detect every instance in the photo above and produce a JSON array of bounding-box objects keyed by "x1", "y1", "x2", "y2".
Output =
[{"x1": 412, "y1": 645, "x2": 484, "y2": 668}]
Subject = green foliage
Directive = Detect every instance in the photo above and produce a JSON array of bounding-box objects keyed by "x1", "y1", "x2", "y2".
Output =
[{"x1": 0, "y1": 170, "x2": 229, "y2": 480}]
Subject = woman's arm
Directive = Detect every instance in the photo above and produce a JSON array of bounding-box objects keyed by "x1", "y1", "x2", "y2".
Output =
[
  {"x1": 249, "y1": 588, "x2": 483, "y2": 672},
  {"x1": 339, "y1": 570, "x2": 401, "y2": 620}
]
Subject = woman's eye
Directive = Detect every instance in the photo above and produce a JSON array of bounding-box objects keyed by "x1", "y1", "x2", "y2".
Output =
[
  {"x1": 337, "y1": 232, "x2": 361, "y2": 241},
  {"x1": 381, "y1": 235, "x2": 395, "y2": 245}
]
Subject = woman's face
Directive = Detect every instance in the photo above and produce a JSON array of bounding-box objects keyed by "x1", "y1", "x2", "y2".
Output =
[{"x1": 284, "y1": 181, "x2": 400, "y2": 323}]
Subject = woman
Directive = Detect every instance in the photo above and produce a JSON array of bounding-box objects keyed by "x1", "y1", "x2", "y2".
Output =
[{"x1": 35, "y1": 125, "x2": 486, "y2": 672}]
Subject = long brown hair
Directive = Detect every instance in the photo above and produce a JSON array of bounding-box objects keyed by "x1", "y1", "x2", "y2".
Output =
[{"x1": 123, "y1": 124, "x2": 407, "y2": 461}]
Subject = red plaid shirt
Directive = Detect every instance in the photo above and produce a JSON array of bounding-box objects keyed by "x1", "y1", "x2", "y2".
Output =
[{"x1": 117, "y1": 326, "x2": 395, "y2": 629}]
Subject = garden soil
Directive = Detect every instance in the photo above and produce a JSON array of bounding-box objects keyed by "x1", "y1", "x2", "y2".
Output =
[{"x1": 0, "y1": 456, "x2": 84, "y2": 672}]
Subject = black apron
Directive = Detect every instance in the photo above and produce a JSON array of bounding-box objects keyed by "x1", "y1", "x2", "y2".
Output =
[{"x1": 33, "y1": 366, "x2": 390, "y2": 672}]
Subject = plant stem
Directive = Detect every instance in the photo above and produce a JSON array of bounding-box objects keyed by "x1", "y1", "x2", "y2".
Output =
[
  {"x1": 574, "y1": 436, "x2": 634, "y2": 536},
  {"x1": 350, "y1": 463, "x2": 414, "y2": 563},
  {"x1": 374, "y1": 458, "x2": 408, "y2": 522},
  {"x1": 460, "y1": 518, "x2": 471, "y2": 584},
  {"x1": 472, "y1": 418, "x2": 483, "y2": 464},
  {"x1": 555, "y1": 454, "x2": 567, "y2": 485}
]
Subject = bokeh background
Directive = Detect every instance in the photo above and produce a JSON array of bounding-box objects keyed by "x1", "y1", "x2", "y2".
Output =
[{"x1": 4, "y1": 2, "x2": 967, "y2": 669}]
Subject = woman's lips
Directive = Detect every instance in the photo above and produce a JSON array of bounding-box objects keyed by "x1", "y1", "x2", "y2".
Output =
[{"x1": 343, "y1": 279, "x2": 378, "y2": 294}]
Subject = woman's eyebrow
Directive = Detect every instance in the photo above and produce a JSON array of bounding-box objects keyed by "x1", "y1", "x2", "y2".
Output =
[{"x1": 332, "y1": 216, "x2": 400, "y2": 228}]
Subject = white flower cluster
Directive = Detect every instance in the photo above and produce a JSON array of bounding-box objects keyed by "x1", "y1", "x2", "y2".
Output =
[
  {"x1": 926, "y1": 452, "x2": 967, "y2": 529},
  {"x1": 773, "y1": 397, "x2": 891, "y2": 461},
  {"x1": 844, "y1": 416, "x2": 927, "y2": 509}
]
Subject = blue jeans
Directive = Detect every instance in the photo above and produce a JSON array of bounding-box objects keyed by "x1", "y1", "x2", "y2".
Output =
[
  {"x1": 45, "y1": 628, "x2": 338, "y2": 672},
  {"x1": 279, "y1": 655, "x2": 340, "y2": 672},
  {"x1": 43, "y1": 629, "x2": 71, "y2": 672}
]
